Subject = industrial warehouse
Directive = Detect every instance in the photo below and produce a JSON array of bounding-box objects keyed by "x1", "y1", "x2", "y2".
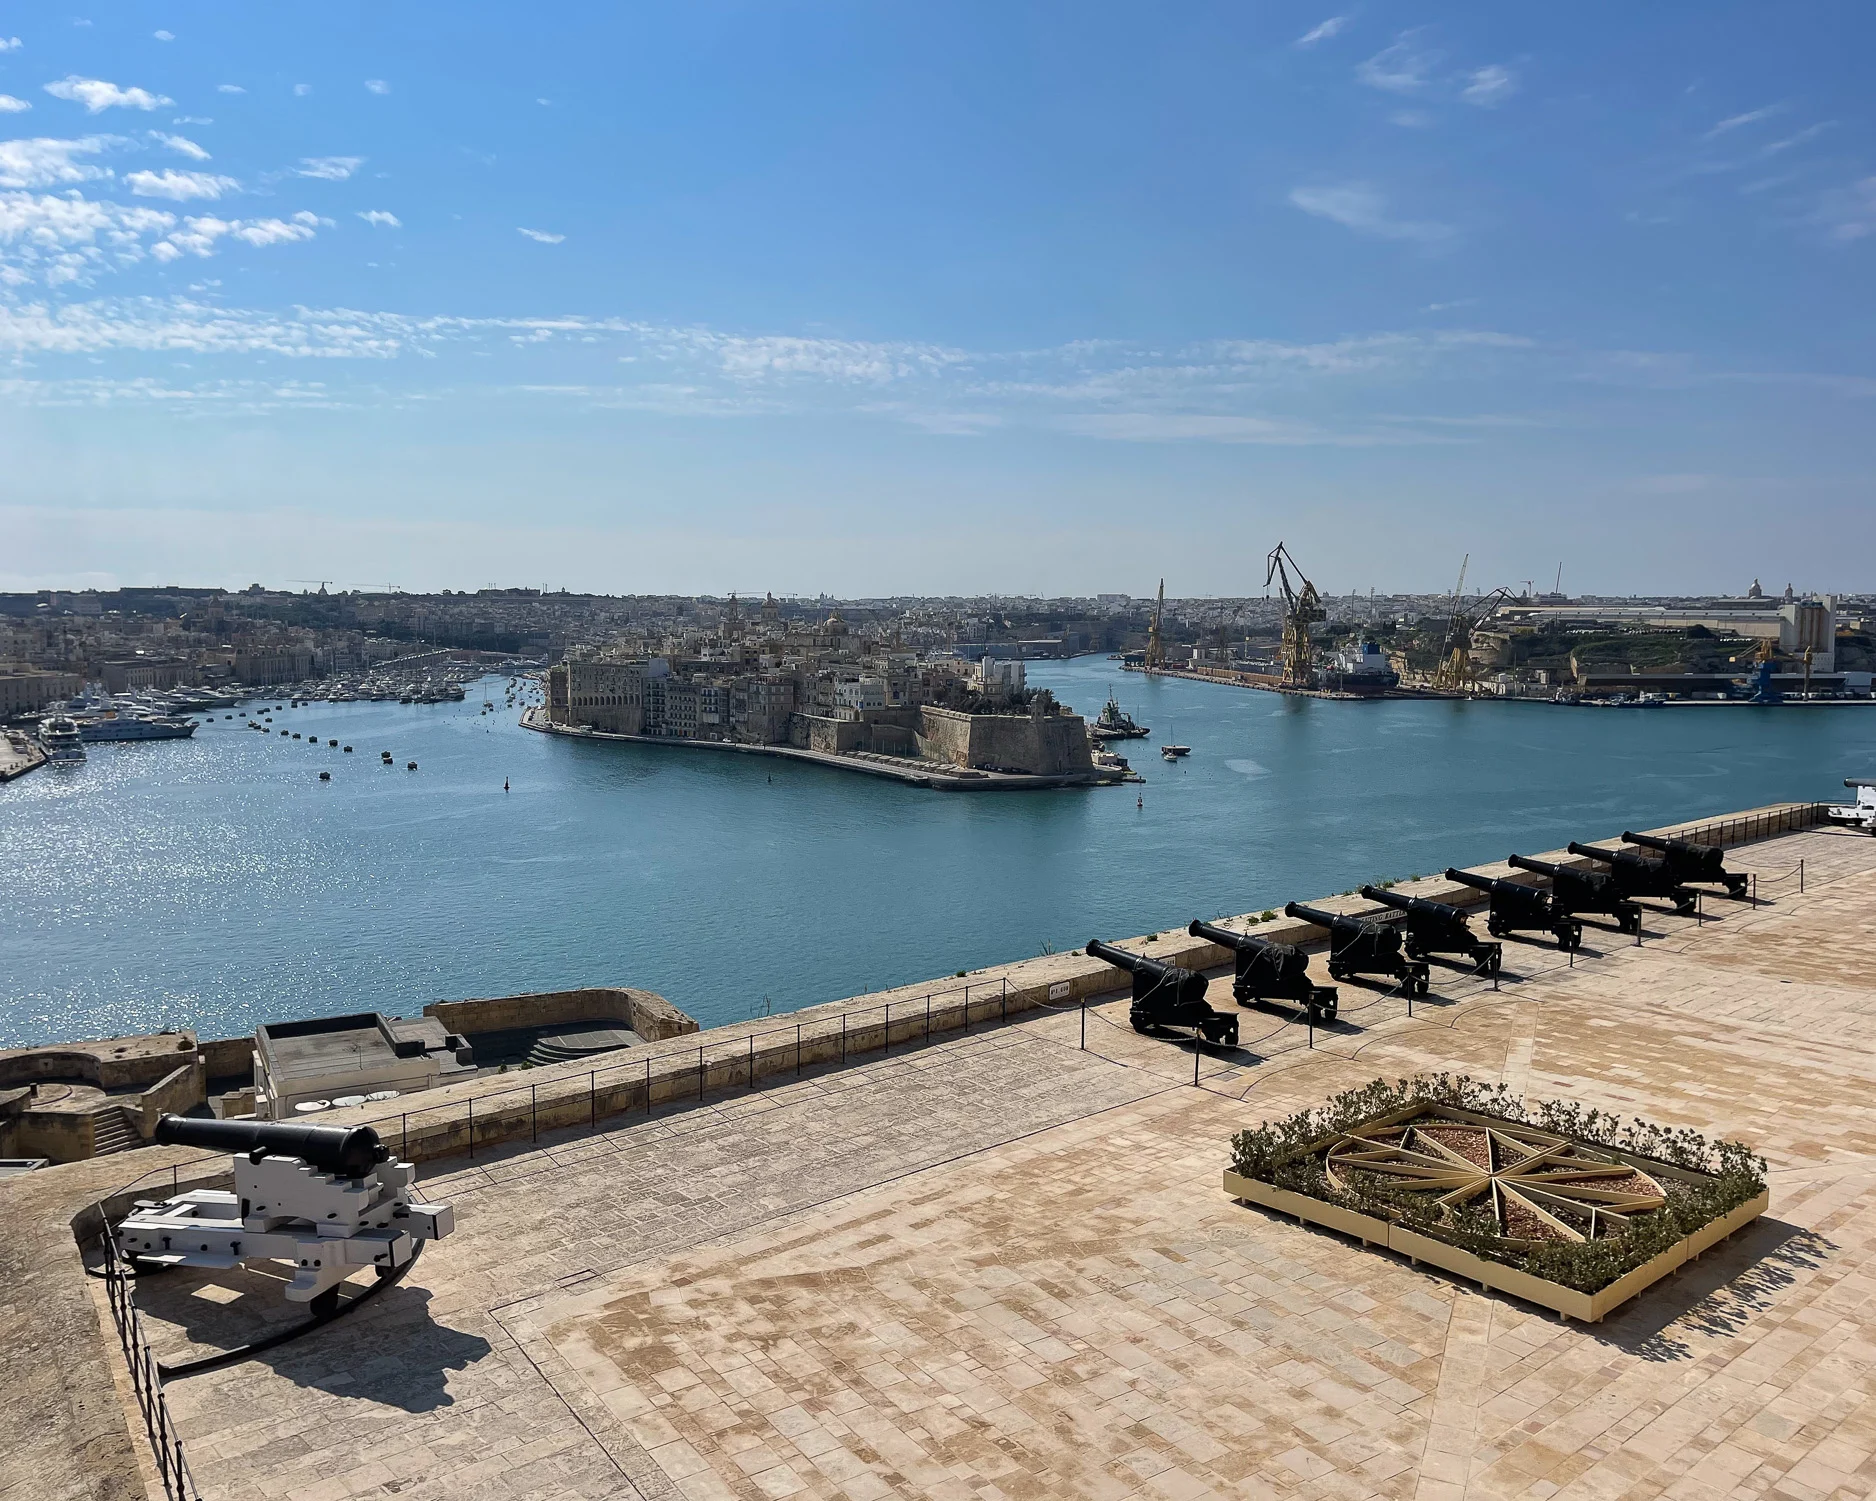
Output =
[{"x1": 8, "y1": 802, "x2": 1876, "y2": 1501}]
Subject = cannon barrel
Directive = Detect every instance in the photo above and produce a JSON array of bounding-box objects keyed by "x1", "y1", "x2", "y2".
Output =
[
  {"x1": 1283, "y1": 901, "x2": 1356, "y2": 930},
  {"x1": 1508, "y1": 854, "x2": 1577, "y2": 880},
  {"x1": 1445, "y1": 867, "x2": 1517, "y2": 895},
  {"x1": 1622, "y1": 830, "x2": 1728, "y2": 876},
  {"x1": 1566, "y1": 842, "x2": 1625, "y2": 863},
  {"x1": 1188, "y1": 918, "x2": 1284, "y2": 953},
  {"x1": 1086, "y1": 939, "x2": 1209, "y2": 1005},
  {"x1": 152, "y1": 1114, "x2": 389, "y2": 1178},
  {"x1": 1357, "y1": 884, "x2": 1463, "y2": 920}
]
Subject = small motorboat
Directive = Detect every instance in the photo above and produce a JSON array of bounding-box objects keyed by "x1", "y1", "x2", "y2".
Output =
[{"x1": 1160, "y1": 744, "x2": 1191, "y2": 761}]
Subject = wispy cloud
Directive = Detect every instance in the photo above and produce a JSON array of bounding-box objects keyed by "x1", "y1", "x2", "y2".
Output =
[
  {"x1": 1357, "y1": 35, "x2": 1439, "y2": 95},
  {"x1": 151, "y1": 131, "x2": 210, "y2": 161},
  {"x1": 357, "y1": 209, "x2": 401, "y2": 228},
  {"x1": 1812, "y1": 177, "x2": 1876, "y2": 244},
  {"x1": 125, "y1": 168, "x2": 240, "y2": 201},
  {"x1": 1705, "y1": 104, "x2": 1784, "y2": 139},
  {"x1": 364, "y1": 79, "x2": 390, "y2": 95},
  {"x1": 154, "y1": 211, "x2": 321, "y2": 260},
  {"x1": 216, "y1": 84, "x2": 245, "y2": 95},
  {"x1": 44, "y1": 76, "x2": 173, "y2": 113},
  {"x1": 0, "y1": 135, "x2": 115, "y2": 190},
  {"x1": 0, "y1": 96, "x2": 30, "y2": 114},
  {"x1": 1295, "y1": 16, "x2": 1348, "y2": 48},
  {"x1": 153, "y1": 30, "x2": 174, "y2": 42},
  {"x1": 518, "y1": 227, "x2": 564, "y2": 243},
  {"x1": 297, "y1": 156, "x2": 363, "y2": 180},
  {"x1": 1461, "y1": 65, "x2": 1516, "y2": 107},
  {"x1": 293, "y1": 83, "x2": 312, "y2": 98},
  {"x1": 1289, "y1": 184, "x2": 1453, "y2": 244}
]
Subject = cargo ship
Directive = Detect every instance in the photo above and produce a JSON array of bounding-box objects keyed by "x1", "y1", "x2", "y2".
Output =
[{"x1": 1317, "y1": 639, "x2": 1400, "y2": 697}]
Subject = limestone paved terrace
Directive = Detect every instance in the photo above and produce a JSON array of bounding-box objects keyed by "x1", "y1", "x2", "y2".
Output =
[{"x1": 9, "y1": 823, "x2": 1876, "y2": 1501}]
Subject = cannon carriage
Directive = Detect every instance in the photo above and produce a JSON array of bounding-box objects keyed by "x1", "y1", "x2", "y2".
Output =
[
  {"x1": 1620, "y1": 830, "x2": 1751, "y2": 897},
  {"x1": 1085, "y1": 940, "x2": 1239, "y2": 1046},
  {"x1": 1508, "y1": 854, "x2": 1643, "y2": 934},
  {"x1": 1282, "y1": 902, "x2": 1430, "y2": 996},
  {"x1": 1356, "y1": 886, "x2": 1502, "y2": 974},
  {"x1": 1443, "y1": 867, "x2": 1582, "y2": 949},
  {"x1": 1187, "y1": 919, "x2": 1338, "y2": 1022}
]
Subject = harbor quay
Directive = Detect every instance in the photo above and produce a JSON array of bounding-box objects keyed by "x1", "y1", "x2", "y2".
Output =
[{"x1": 7, "y1": 803, "x2": 1876, "y2": 1500}]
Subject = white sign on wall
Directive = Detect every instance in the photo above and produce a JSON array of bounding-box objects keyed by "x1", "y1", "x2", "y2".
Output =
[{"x1": 1048, "y1": 981, "x2": 1070, "y2": 1001}]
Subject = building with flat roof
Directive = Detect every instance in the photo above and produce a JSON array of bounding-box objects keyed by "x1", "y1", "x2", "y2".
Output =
[{"x1": 253, "y1": 1011, "x2": 476, "y2": 1117}]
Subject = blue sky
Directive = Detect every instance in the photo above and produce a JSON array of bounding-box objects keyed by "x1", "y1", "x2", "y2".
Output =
[{"x1": 2, "y1": 3, "x2": 1871, "y2": 597}]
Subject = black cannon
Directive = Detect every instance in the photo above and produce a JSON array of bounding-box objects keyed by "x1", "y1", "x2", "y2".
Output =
[
  {"x1": 152, "y1": 1114, "x2": 389, "y2": 1178},
  {"x1": 1187, "y1": 919, "x2": 1338, "y2": 1021},
  {"x1": 1282, "y1": 902, "x2": 1430, "y2": 995},
  {"x1": 1621, "y1": 831, "x2": 1750, "y2": 897},
  {"x1": 1507, "y1": 854, "x2": 1643, "y2": 934},
  {"x1": 1566, "y1": 843, "x2": 1699, "y2": 915},
  {"x1": 1443, "y1": 868, "x2": 1582, "y2": 949},
  {"x1": 1086, "y1": 940, "x2": 1239, "y2": 1046},
  {"x1": 1357, "y1": 887, "x2": 1502, "y2": 975}
]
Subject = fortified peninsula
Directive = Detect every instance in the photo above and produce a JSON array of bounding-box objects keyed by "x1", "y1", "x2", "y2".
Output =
[{"x1": 526, "y1": 595, "x2": 1118, "y2": 789}]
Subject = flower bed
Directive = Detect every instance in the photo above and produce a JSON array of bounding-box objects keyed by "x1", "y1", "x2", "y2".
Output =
[{"x1": 1223, "y1": 1075, "x2": 1768, "y2": 1321}]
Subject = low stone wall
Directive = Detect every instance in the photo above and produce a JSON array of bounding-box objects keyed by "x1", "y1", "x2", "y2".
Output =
[
  {"x1": 425, "y1": 985, "x2": 698, "y2": 1044},
  {"x1": 198, "y1": 1036, "x2": 257, "y2": 1083},
  {"x1": 135, "y1": 1060, "x2": 207, "y2": 1138},
  {"x1": 0, "y1": 1032, "x2": 198, "y2": 1092}
]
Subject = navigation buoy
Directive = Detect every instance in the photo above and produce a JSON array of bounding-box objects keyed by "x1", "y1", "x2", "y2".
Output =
[{"x1": 1137, "y1": 795, "x2": 1144, "y2": 810}]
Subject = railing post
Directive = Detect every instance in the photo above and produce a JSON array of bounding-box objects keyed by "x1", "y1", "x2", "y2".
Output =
[
  {"x1": 530, "y1": 1084, "x2": 537, "y2": 1142},
  {"x1": 467, "y1": 1096, "x2": 474, "y2": 1159},
  {"x1": 748, "y1": 1033, "x2": 756, "y2": 1087},
  {"x1": 590, "y1": 1071, "x2": 596, "y2": 1127},
  {"x1": 1193, "y1": 1040, "x2": 1201, "y2": 1086},
  {"x1": 883, "y1": 1003, "x2": 890, "y2": 1057},
  {"x1": 402, "y1": 1112, "x2": 408, "y2": 1159},
  {"x1": 796, "y1": 1023, "x2": 802, "y2": 1076},
  {"x1": 645, "y1": 1055, "x2": 652, "y2": 1113},
  {"x1": 840, "y1": 1013, "x2": 846, "y2": 1064},
  {"x1": 698, "y1": 1046, "x2": 705, "y2": 1102},
  {"x1": 1080, "y1": 997, "x2": 1086, "y2": 1049},
  {"x1": 925, "y1": 995, "x2": 931, "y2": 1043},
  {"x1": 1800, "y1": 859, "x2": 1805, "y2": 893}
]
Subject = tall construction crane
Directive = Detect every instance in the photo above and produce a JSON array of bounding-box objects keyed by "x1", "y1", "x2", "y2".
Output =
[
  {"x1": 1265, "y1": 543, "x2": 1325, "y2": 688},
  {"x1": 1433, "y1": 554, "x2": 1512, "y2": 692},
  {"x1": 1144, "y1": 579, "x2": 1167, "y2": 671}
]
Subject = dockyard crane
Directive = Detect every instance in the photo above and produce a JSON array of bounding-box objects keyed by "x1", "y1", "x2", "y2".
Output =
[
  {"x1": 1433, "y1": 566, "x2": 1513, "y2": 693},
  {"x1": 1264, "y1": 543, "x2": 1325, "y2": 688},
  {"x1": 1144, "y1": 579, "x2": 1167, "y2": 671}
]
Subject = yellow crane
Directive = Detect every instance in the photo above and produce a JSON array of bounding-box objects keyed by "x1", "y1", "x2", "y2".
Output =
[
  {"x1": 1144, "y1": 579, "x2": 1167, "y2": 671},
  {"x1": 1433, "y1": 555, "x2": 1511, "y2": 692},
  {"x1": 1265, "y1": 543, "x2": 1325, "y2": 688}
]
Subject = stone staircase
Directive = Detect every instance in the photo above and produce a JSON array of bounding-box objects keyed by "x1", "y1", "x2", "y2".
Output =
[{"x1": 90, "y1": 1106, "x2": 142, "y2": 1158}]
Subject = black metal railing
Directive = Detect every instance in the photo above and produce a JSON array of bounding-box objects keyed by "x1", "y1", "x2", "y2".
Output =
[{"x1": 99, "y1": 1226, "x2": 200, "y2": 1500}]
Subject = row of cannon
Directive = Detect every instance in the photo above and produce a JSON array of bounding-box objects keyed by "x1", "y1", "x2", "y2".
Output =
[{"x1": 1086, "y1": 830, "x2": 1749, "y2": 1049}]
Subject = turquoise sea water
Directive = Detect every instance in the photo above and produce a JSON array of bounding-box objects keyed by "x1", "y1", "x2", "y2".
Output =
[{"x1": 3, "y1": 661, "x2": 1871, "y2": 1047}]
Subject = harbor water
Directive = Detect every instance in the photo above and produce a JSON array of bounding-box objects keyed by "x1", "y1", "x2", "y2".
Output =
[{"x1": 3, "y1": 660, "x2": 1871, "y2": 1048}]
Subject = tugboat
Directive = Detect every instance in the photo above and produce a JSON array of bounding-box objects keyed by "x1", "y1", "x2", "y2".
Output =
[
  {"x1": 39, "y1": 715, "x2": 86, "y2": 763},
  {"x1": 1089, "y1": 692, "x2": 1150, "y2": 741}
]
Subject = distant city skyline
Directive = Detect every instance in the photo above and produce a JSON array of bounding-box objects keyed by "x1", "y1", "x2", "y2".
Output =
[{"x1": 3, "y1": 4, "x2": 1872, "y2": 596}]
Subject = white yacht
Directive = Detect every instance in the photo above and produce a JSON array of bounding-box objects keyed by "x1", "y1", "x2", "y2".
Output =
[{"x1": 39, "y1": 715, "x2": 86, "y2": 762}]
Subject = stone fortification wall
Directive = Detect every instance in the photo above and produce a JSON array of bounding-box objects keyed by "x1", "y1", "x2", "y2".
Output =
[
  {"x1": 425, "y1": 985, "x2": 698, "y2": 1043},
  {"x1": 0, "y1": 1032, "x2": 198, "y2": 1092},
  {"x1": 197, "y1": 1035, "x2": 257, "y2": 1083},
  {"x1": 917, "y1": 706, "x2": 1094, "y2": 775}
]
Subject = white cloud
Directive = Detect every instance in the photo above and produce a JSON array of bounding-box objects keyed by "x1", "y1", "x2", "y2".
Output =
[
  {"x1": 1462, "y1": 65, "x2": 1516, "y2": 107},
  {"x1": 44, "y1": 76, "x2": 174, "y2": 113},
  {"x1": 518, "y1": 227, "x2": 564, "y2": 243},
  {"x1": 126, "y1": 168, "x2": 240, "y2": 201},
  {"x1": 297, "y1": 155, "x2": 362, "y2": 180},
  {"x1": 151, "y1": 131, "x2": 209, "y2": 160},
  {"x1": 0, "y1": 96, "x2": 30, "y2": 114},
  {"x1": 157, "y1": 210, "x2": 319, "y2": 259},
  {"x1": 0, "y1": 38, "x2": 20, "y2": 53},
  {"x1": 1813, "y1": 177, "x2": 1876, "y2": 243},
  {"x1": 357, "y1": 209, "x2": 400, "y2": 228},
  {"x1": 0, "y1": 192, "x2": 176, "y2": 285},
  {"x1": 1295, "y1": 16, "x2": 1347, "y2": 48},
  {"x1": 1289, "y1": 184, "x2": 1453, "y2": 244},
  {"x1": 153, "y1": 30, "x2": 174, "y2": 42},
  {"x1": 216, "y1": 84, "x2": 245, "y2": 95},
  {"x1": 1706, "y1": 104, "x2": 1784, "y2": 139},
  {"x1": 0, "y1": 136, "x2": 114, "y2": 190},
  {"x1": 293, "y1": 83, "x2": 312, "y2": 97},
  {"x1": 364, "y1": 79, "x2": 389, "y2": 95},
  {"x1": 1357, "y1": 35, "x2": 1438, "y2": 94}
]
